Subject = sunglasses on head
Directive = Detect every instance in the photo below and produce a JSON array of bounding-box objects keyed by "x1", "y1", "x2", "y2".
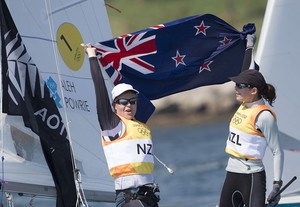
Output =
[
  {"x1": 114, "y1": 98, "x2": 137, "y2": 106},
  {"x1": 235, "y1": 83, "x2": 253, "y2": 89}
]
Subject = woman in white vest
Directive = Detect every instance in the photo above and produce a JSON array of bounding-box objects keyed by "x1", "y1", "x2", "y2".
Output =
[
  {"x1": 218, "y1": 39, "x2": 284, "y2": 206},
  {"x1": 85, "y1": 46, "x2": 159, "y2": 207}
]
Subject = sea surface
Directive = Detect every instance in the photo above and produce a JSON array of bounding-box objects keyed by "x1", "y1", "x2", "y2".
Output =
[
  {"x1": 151, "y1": 121, "x2": 228, "y2": 207},
  {"x1": 5, "y1": 120, "x2": 229, "y2": 207}
]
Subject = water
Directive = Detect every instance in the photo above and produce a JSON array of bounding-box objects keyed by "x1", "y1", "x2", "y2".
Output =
[
  {"x1": 152, "y1": 121, "x2": 228, "y2": 207},
  {"x1": 3, "y1": 121, "x2": 229, "y2": 207}
]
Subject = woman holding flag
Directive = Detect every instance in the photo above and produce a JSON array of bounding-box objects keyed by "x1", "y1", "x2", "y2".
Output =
[
  {"x1": 85, "y1": 46, "x2": 160, "y2": 207},
  {"x1": 219, "y1": 34, "x2": 284, "y2": 207}
]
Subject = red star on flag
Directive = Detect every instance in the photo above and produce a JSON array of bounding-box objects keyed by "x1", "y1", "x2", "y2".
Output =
[
  {"x1": 199, "y1": 60, "x2": 213, "y2": 73},
  {"x1": 172, "y1": 50, "x2": 186, "y2": 67},
  {"x1": 219, "y1": 37, "x2": 232, "y2": 45},
  {"x1": 194, "y1": 21, "x2": 210, "y2": 36}
]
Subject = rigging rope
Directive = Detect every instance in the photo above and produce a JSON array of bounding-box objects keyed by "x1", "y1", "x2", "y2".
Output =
[
  {"x1": 105, "y1": 3, "x2": 122, "y2": 13},
  {"x1": 0, "y1": 156, "x2": 4, "y2": 205},
  {"x1": 153, "y1": 154, "x2": 174, "y2": 175},
  {"x1": 0, "y1": 54, "x2": 4, "y2": 205}
]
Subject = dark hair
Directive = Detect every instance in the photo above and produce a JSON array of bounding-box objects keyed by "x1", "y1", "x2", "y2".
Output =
[{"x1": 260, "y1": 83, "x2": 276, "y2": 106}]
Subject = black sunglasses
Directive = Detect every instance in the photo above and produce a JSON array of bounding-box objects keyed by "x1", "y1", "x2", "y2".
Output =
[
  {"x1": 235, "y1": 83, "x2": 253, "y2": 89},
  {"x1": 114, "y1": 98, "x2": 137, "y2": 106}
]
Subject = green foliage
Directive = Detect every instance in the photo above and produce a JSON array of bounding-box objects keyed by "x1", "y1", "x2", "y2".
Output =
[{"x1": 105, "y1": 0, "x2": 268, "y2": 38}]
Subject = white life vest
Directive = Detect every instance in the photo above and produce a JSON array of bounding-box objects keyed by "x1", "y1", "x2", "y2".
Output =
[
  {"x1": 102, "y1": 116, "x2": 154, "y2": 178},
  {"x1": 226, "y1": 103, "x2": 276, "y2": 160}
]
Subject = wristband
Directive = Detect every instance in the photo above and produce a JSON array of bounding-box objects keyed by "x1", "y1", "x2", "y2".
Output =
[{"x1": 273, "y1": 180, "x2": 283, "y2": 185}]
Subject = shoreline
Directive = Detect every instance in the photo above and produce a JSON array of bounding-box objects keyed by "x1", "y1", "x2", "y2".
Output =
[{"x1": 147, "y1": 110, "x2": 233, "y2": 129}]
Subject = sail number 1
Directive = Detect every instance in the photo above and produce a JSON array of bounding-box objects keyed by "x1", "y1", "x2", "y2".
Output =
[{"x1": 60, "y1": 35, "x2": 72, "y2": 52}]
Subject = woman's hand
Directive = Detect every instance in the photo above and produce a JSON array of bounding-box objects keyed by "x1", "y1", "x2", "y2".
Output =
[{"x1": 81, "y1": 43, "x2": 96, "y2": 57}]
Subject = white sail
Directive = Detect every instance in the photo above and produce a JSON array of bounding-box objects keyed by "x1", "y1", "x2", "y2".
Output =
[
  {"x1": 256, "y1": 0, "x2": 300, "y2": 204},
  {"x1": 1, "y1": 0, "x2": 115, "y2": 203}
]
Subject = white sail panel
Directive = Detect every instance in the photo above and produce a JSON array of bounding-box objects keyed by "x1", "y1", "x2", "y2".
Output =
[
  {"x1": 256, "y1": 0, "x2": 300, "y2": 204},
  {"x1": 256, "y1": 0, "x2": 300, "y2": 141},
  {"x1": 1, "y1": 0, "x2": 115, "y2": 202}
]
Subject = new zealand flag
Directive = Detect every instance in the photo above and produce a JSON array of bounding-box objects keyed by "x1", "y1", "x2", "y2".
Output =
[{"x1": 93, "y1": 14, "x2": 255, "y2": 122}]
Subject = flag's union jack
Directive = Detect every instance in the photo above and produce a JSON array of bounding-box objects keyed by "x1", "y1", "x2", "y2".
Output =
[{"x1": 96, "y1": 33, "x2": 157, "y2": 84}]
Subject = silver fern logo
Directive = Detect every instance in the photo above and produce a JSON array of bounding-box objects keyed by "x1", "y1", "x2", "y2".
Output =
[{"x1": 5, "y1": 30, "x2": 46, "y2": 103}]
